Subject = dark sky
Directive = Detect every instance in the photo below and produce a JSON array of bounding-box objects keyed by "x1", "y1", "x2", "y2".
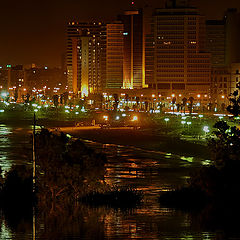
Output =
[{"x1": 0, "y1": 0, "x2": 240, "y2": 67}]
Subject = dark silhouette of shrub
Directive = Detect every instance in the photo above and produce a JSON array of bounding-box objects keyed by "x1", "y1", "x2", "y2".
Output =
[{"x1": 79, "y1": 187, "x2": 143, "y2": 209}]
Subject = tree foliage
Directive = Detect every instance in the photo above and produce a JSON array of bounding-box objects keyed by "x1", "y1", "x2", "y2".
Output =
[
  {"x1": 226, "y1": 84, "x2": 240, "y2": 117},
  {"x1": 35, "y1": 129, "x2": 107, "y2": 203},
  {"x1": 208, "y1": 121, "x2": 240, "y2": 168}
]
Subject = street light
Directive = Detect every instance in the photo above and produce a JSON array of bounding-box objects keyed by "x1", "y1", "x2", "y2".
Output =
[
  {"x1": 181, "y1": 120, "x2": 186, "y2": 125},
  {"x1": 203, "y1": 126, "x2": 210, "y2": 137},
  {"x1": 164, "y1": 118, "x2": 169, "y2": 127},
  {"x1": 187, "y1": 121, "x2": 192, "y2": 131}
]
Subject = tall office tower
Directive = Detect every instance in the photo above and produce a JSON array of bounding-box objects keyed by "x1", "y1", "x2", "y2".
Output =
[
  {"x1": 118, "y1": 9, "x2": 147, "y2": 89},
  {"x1": 146, "y1": 1, "x2": 211, "y2": 99},
  {"x1": 165, "y1": 0, "x2": 189, "y2": 8},
  {"x1": 106, "y1": 23, "x2": 124, "y2": 88},
  {"x1": 67, "y1": 22, "x2": 106, "y2": 96},
  {"x1": 206, "y1": 20, "x2": 226, "y2": 67},
  {"x1": 225, "y1": 9, "x2": 240, "y2": 66}
]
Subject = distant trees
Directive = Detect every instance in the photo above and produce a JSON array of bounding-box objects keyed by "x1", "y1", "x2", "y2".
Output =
[
  {"x1": 113, "y1": 94, "x2": 119, "y2": 111},
  {"x1": 188, "y1": 97, "x2": 194, "y2": 114},
  {"x1": 172, "y1": 97, "x2": 176, "y2": 112},
  {"x1": 182, "y1": 97, "x2": 187, "y2": 114},
  {"x1": 53, "y1": 95, "x2": 59, "y2": 108}
]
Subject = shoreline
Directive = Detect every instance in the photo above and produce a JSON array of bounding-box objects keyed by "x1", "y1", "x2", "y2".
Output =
[
  {"x1": 60, "y1": 127, "x2": 210, "y2": 160},
  {"x1": 0, "y1": 117, "x2": 210, "y2": 159}
]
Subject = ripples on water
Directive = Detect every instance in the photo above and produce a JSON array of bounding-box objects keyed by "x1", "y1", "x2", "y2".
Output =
[{"x1": 0, "y1": 125, "x2": 233, "y2": 239}]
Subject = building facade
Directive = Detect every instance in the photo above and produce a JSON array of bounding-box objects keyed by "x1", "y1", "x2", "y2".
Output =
[
  {"x1": 145, "y1": 1, "x2": 211, "y2": 104},
  {"x1": 106, "y1": 23, "x2": 124, "y2": 89},
  {"x1": 66, "y1": 22, "x2": 106, "y2": 96},
  {"x1": 206, "y1": 20, "x2": 226, "y2": 67},
  {"x1": 118, "y1": 9, "x2": 147, "y2": 89}
]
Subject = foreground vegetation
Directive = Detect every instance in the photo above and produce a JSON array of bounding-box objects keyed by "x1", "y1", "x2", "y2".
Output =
[{"x1": 0, "y1": 129, "x2": 142, "y2": 210}]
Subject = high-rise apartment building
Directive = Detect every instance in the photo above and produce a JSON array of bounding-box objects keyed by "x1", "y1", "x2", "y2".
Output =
[
  {"x1": 106, "y1": 23, "x2": 124, "y2": 88},
  {"x1": 66, "y1": 22, "x2": 106, "y2": 96},
  {"x1": 146, "y1": 0, "x2": 211, "y2": 100}
]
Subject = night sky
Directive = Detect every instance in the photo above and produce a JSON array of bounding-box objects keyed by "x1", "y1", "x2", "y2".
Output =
[{"x1": 0, "y1": 0, "x2": 240, "y2": 67}]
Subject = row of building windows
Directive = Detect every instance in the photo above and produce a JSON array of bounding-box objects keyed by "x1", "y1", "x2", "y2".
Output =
[
  {"x1": 187, "y1": 74, "x2": 210, "y2": 77},
  {"x1": 156, "y1": 74, "x2": 184, "y2": 77},
  {"x1": 156, "y1": 36, "x2": 184, "y2": 39},
  {"x1": 157, "y1": 55, "x2": 184, "y2": 58},
  {"x1": 157, "y1": 65, "x2": 184, "y2": 68},
  {"x1": 187, "y1": 64, "x2": 210, "y2": 68},
  {"x1": 157, "y1": 69, "x2": 184, "y2": 72},
  {"x1": 157, "y1": 60, "x2": 184, "y2": 63},
  {"x1": 187, "y1": 69, "x2": 210, "y2": 72}
]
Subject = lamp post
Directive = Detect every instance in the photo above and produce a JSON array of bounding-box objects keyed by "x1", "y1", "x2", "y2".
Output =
[
  {"x1": 32, "y1": 112, "x2": 36, "y2": 240},
  {"x1": 33, "y1": 112, "x2": 36, "y2": 193},
  {"x1": 187, "y1": 121, "x2": 192, "y2": 132},
  {"x1": 203, "y1": 126, "x2": 210, "y2": 137},
  {"x1": 164, "y1": 118, "x2": 169, "y2": 127},
  {"x1": 197, "y1": 94, "x2": 201, "y2": 112}
]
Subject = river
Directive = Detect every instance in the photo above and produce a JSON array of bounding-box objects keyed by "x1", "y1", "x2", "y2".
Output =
[{"x1": 0, "y1": 124, "x2": 237, "y2": 239}]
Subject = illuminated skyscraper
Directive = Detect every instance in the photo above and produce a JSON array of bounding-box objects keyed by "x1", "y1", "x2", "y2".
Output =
[
  {"x1": 66, "y1": 22, "x2": 106, "y2": 96},
  {"x1": 118, "y1": 9, "x2": 147, "y2": 89}
]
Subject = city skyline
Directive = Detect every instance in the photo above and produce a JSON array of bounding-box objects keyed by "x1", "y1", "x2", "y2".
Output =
[{"x1": 0, "y1": 0, "x2": 240, "y2": 67}]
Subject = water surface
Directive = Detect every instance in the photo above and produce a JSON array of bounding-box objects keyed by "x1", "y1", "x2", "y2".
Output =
[{"x1": 0, "y1": 124, "x2": 236, "y2": 239}]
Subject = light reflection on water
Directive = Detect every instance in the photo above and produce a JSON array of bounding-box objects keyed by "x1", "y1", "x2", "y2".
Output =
[
  {"x1": 0, "y1": 125, "x2": 30, "y2": 174},
  {"x1": 0, "y1": 125, "x2": 231, "y2": 239}
]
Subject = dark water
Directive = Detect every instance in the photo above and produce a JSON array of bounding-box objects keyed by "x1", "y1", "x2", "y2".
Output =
[{"x1": 0, "y1": 124, "x2": 237, "y2": 239}]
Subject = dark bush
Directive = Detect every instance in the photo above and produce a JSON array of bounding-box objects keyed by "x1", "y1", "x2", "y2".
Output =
[
  {"x1": 159, "y1": 187, "x2": 208, "y2": 210},
  {"x1": 79, "y1": 187, "x2": 143, "y2": 209}
]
